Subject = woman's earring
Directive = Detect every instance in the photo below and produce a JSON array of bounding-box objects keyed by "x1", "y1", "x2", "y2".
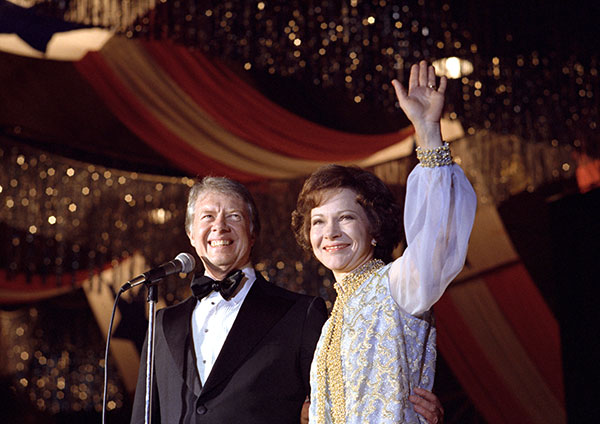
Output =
[{"x1": 371, "y1": 239, "x2": 377, "y2": 247}]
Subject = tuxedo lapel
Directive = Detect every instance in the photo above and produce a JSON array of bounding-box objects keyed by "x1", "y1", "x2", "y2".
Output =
[
  {"x1": 162, "y1": 297, "x2": 202, "y2": 396},
  {"x1": 200, "y1": 274, "x2": 293, "y2": 396}
]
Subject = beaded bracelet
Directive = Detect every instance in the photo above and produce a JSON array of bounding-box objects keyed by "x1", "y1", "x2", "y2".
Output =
[{"x1": 415, "y1": 142, "x2": 453, "y2": 167}]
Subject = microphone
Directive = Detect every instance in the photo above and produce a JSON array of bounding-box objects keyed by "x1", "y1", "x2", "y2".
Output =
[{"x1": 121, "y1": 252, "x2": 196, "y2": 291}]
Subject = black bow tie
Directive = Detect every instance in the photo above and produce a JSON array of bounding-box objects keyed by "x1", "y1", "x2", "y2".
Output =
[{"x1": 191, "y1": 269, "x2": 244, "y2": 301}]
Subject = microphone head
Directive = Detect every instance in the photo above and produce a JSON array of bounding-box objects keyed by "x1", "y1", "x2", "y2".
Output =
[{"x1": 175, "y1": 252, "x2": 196, "y2": 274}]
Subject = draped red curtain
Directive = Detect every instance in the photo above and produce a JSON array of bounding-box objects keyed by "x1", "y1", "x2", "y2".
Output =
[
  {"x1": 74, "y1": 49, "x2": 260, "y2": 181},
  {"x1": 435, "y1": 262, "x2": 565, "y2": 424},
  {"x1": 74, "y1": 37, "x2": 414, "y2": 182},
  {"x1": 142, "y1": 40, "x2": 410, "y2": 160}
]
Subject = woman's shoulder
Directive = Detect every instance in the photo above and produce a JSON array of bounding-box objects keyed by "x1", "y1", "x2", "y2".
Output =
[{"x1": 373, "y1": 261, "x2": 395, "y2": 282}]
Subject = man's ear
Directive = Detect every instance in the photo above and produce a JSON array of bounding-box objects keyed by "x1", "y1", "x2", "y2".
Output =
[{"x1": 188, "y1": 230, "x2": 197, "y2": 249}]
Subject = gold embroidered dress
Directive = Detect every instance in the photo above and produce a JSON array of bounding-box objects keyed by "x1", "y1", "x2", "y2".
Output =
[{"x1": 309, "y1": 164, "x2": 477, "y2": 424}]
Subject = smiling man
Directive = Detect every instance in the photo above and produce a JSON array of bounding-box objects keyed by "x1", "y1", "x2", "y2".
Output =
[
  {"x1": 130, "y1": 176, "x2": 328, "y2": 424},
  {"x1": 189, "y1": 190, "x2": 254, "y2": 280}
]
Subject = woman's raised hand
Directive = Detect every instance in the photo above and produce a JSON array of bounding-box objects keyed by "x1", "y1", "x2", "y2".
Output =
[{"x1": 392, "y1": 60, "x2": 447, "y2": 148}]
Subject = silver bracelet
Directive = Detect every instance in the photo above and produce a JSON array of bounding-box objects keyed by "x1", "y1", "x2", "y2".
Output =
[{"x1": 415, "y1": 142, "x2": 453, "y2": 167}]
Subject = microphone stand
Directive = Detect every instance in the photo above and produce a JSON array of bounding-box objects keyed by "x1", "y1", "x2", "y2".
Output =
[{"x1": 144, "y1": 283, "x2": 159, "y2": 424}]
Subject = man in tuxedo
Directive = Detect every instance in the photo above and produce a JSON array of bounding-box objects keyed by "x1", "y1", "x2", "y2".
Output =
[
  {"x1": 130, "y1": 176, "x2": 327, "y2": 423},
  {"x1": 130, "y1": 176, "x2": 444, "y2": 424}
]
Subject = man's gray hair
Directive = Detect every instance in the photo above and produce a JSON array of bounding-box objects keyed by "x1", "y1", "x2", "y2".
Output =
[{"x1": 185, "y1": 176, "x2": 260, "y2": 238}]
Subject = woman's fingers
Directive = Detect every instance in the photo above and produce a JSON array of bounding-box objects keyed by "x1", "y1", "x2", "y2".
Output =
[
  {"x1": 428, "y1": 65, "x2": 436, "y2": 88},
  {"x1": 419, "y1": 60, "x2": 429, "y2": 87},
  {"x1": 408, "y1": 60, "x2": 444, "y2": 93},
  {"x1": 408, "y1": 63, "x2": 419, "y2": 92},
  {"x1": 437, "y1": 75, "x2": 448, "y2": 94},
  {"x1": 413, "y1": 387, "x2": 439, "y2": 404},
  {"x1": 391, "y1": 79, "x2": 407, "y2": 103},
  {"x1": 393, "y1": 61, "x2": 446, "y2": 127}
]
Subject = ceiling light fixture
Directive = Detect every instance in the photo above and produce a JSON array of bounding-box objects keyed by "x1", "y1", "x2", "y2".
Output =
[{"x1": 432, "y1": 56, "x2": 474, "y2": 79}]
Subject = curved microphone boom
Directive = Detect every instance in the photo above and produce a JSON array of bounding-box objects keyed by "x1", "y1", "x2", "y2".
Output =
[{"x1": 121, "y1": 252, "x2": 196, "y2": 292}]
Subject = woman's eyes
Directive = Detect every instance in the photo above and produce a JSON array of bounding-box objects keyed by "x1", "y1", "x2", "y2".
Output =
[{"x1": 311, "y1": 215, "x2": 354, "y2": 226}]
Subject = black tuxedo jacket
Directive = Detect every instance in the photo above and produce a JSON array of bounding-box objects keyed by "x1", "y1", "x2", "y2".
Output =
[{"x1": 130, "y1": 272, "x2": 327, "y2": 424}]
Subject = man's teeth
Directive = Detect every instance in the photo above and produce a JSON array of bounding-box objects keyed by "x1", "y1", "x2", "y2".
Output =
[{"x1": 210, "y1": 240, "x2": 232, "y2": 247}]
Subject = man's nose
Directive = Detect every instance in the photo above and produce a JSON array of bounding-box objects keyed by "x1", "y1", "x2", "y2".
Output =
[{"x1": 212, "y1": 214, "x2": 229, "y2": 231}]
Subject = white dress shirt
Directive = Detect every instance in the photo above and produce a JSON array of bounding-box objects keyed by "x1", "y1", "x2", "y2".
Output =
[{"x1": 191, "y1": 265, "x2": 256, "y2": 384}]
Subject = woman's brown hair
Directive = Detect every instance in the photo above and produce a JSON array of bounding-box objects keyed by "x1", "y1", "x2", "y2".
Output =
[{"x1": 291, "y1": 164, "x2": 402, "y2": 263}]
